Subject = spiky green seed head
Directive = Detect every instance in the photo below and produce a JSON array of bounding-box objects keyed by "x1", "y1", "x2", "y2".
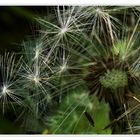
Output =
[{"x1": 99, "y1": 69, "x2": 128, "y2": 89}]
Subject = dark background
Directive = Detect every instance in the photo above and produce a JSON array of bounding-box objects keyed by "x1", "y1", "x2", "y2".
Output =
[{"x1": 0, "y1": 6, "x2": 54, "y2": 54}]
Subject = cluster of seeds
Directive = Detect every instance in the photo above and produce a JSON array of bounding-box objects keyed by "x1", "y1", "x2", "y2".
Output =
[{"x1": 99, "y1": 69, "x2": 128, "y2": 90}]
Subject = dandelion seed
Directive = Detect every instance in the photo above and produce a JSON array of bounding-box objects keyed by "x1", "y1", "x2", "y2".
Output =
[
  {"x1": 1, "y1": 86, "x2": 8, "y2": 95},
  {"x1": 0, "y1": 53, "x2": 25, "y2": 114},
  {"x1": 60, "y1": 27, "x2": 68, "y2": 35},
  {"x1": 0, "y1": 85, "x2": 12, "y2": 96},
  {"x1": 59, "y1": 64, "x2": 67, "y2": 73},
  {"x1": 27, "y1": 74, "x2": 40, "y2": 84}
]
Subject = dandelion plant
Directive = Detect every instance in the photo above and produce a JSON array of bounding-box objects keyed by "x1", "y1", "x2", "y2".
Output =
[{"x1": 1, "y1": 6, "x2": 140, "y2": 134}]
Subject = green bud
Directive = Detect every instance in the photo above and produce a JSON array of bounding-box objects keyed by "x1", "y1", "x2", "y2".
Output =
[{"x1": 99, "y1": 69, "x2": 128, "y2": 89}]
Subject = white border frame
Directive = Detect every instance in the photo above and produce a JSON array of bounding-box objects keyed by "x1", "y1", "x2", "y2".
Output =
[{"x1": 0, "y1": 0, "x2": 140, "y2": 5}]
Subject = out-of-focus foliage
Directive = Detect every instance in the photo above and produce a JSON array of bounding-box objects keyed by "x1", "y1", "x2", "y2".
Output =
[{"x1": 47, "y1": 88, "x2": 111, "y2": 134}]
